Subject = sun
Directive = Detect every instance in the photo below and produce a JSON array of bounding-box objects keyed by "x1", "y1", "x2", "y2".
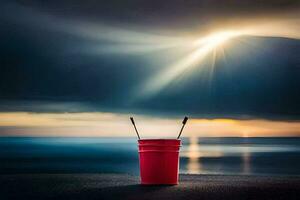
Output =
[
  {"x1": 137, "y1": 30, "x2": 245, "y2": 99},
  {"x1": 194, "y1": 30, "x2": 244, "y2": 49}
]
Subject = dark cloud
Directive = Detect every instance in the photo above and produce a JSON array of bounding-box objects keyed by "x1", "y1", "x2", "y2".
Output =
[
  {"x1": 2, "y1": 0, "x2": 300, "y2": 32},
  {"x1": 12, "y1": 1, "x2": 300, "y2": 24},
  {"x1": 0, "y1": 1, "x2": 299, "y2": 120}
]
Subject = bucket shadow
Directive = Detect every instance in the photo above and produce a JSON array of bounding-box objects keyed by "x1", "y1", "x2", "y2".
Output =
[{"x1": 61, "y1": 184, "x2": 179, "y2": 200}]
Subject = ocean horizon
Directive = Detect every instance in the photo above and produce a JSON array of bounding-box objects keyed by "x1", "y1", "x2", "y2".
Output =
[{"x1": 1, "y1": 137, "x2": 300, "y2": 176}]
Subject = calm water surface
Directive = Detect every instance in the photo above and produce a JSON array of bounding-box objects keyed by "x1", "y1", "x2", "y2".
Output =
[{"x1": 1, "y1": 137, "x2": 300, "y2": 175}]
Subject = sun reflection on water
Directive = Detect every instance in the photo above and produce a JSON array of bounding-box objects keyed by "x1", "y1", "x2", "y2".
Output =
[
  {"x1": 183, "y1": 137, "x2": 224, "y2": 174},
  {"x1": 242, "y1": 145, "x2": 251, "y2": 174},
  {"x1": 186, "y1": 136, "x2": 202, "y2": 174}
]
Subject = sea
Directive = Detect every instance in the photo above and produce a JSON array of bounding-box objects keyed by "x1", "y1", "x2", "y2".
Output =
[{"x1": 1, "y1": 137, "x2": 300, "y2": 176}]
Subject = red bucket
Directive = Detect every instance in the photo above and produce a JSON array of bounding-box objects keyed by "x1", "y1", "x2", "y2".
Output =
[{"x1": 138, "y1": 139, "x2": 181, "y2": 185}]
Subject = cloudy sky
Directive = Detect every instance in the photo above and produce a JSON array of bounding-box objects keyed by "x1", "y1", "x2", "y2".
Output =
[{"x1": 0, "y1": 0, "x2": 299, "y2": 137}]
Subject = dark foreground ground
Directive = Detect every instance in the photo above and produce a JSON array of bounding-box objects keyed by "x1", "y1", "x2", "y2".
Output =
[{"x1": 0, "y1": 174, "x2": 300, "y2": 200}]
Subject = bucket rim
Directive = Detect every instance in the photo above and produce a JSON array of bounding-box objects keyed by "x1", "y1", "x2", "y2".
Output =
[
  {"x1": 138, "y1": 139, "x2": 181, "y2": 141},
  {"x1": 139, "y1": 150, "x2": 180, "y2": 153},
  {"x1": 138, "y1": 144, "x2": 181, "y2": 147}
]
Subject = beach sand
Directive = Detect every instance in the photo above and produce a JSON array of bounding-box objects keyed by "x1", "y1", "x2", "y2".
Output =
[{"x1": 0, "y1": 174, "x2": 299, "y2": 200}]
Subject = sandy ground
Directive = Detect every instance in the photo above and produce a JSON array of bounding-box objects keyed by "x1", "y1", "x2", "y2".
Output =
[{"x1": 0, "y1": 174, "x2": 300, "y2": 200}]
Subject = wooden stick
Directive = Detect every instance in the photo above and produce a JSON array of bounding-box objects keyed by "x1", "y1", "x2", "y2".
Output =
[
  {"x1": 177, "y1": 117, "x2": 188, "y2": 139},
  {"x1": 130, "y1": 117, "x2": 141, "y2": 140}
]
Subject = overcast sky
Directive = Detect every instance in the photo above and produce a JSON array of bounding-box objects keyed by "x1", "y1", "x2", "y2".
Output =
[{"x1": 0, "y1": 0, "x2": 300, "y2": 122}]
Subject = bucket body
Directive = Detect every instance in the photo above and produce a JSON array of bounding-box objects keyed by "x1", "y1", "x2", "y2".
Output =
[{"x1": 138, "y1": 139, "x2": 181, "y2": 185}]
